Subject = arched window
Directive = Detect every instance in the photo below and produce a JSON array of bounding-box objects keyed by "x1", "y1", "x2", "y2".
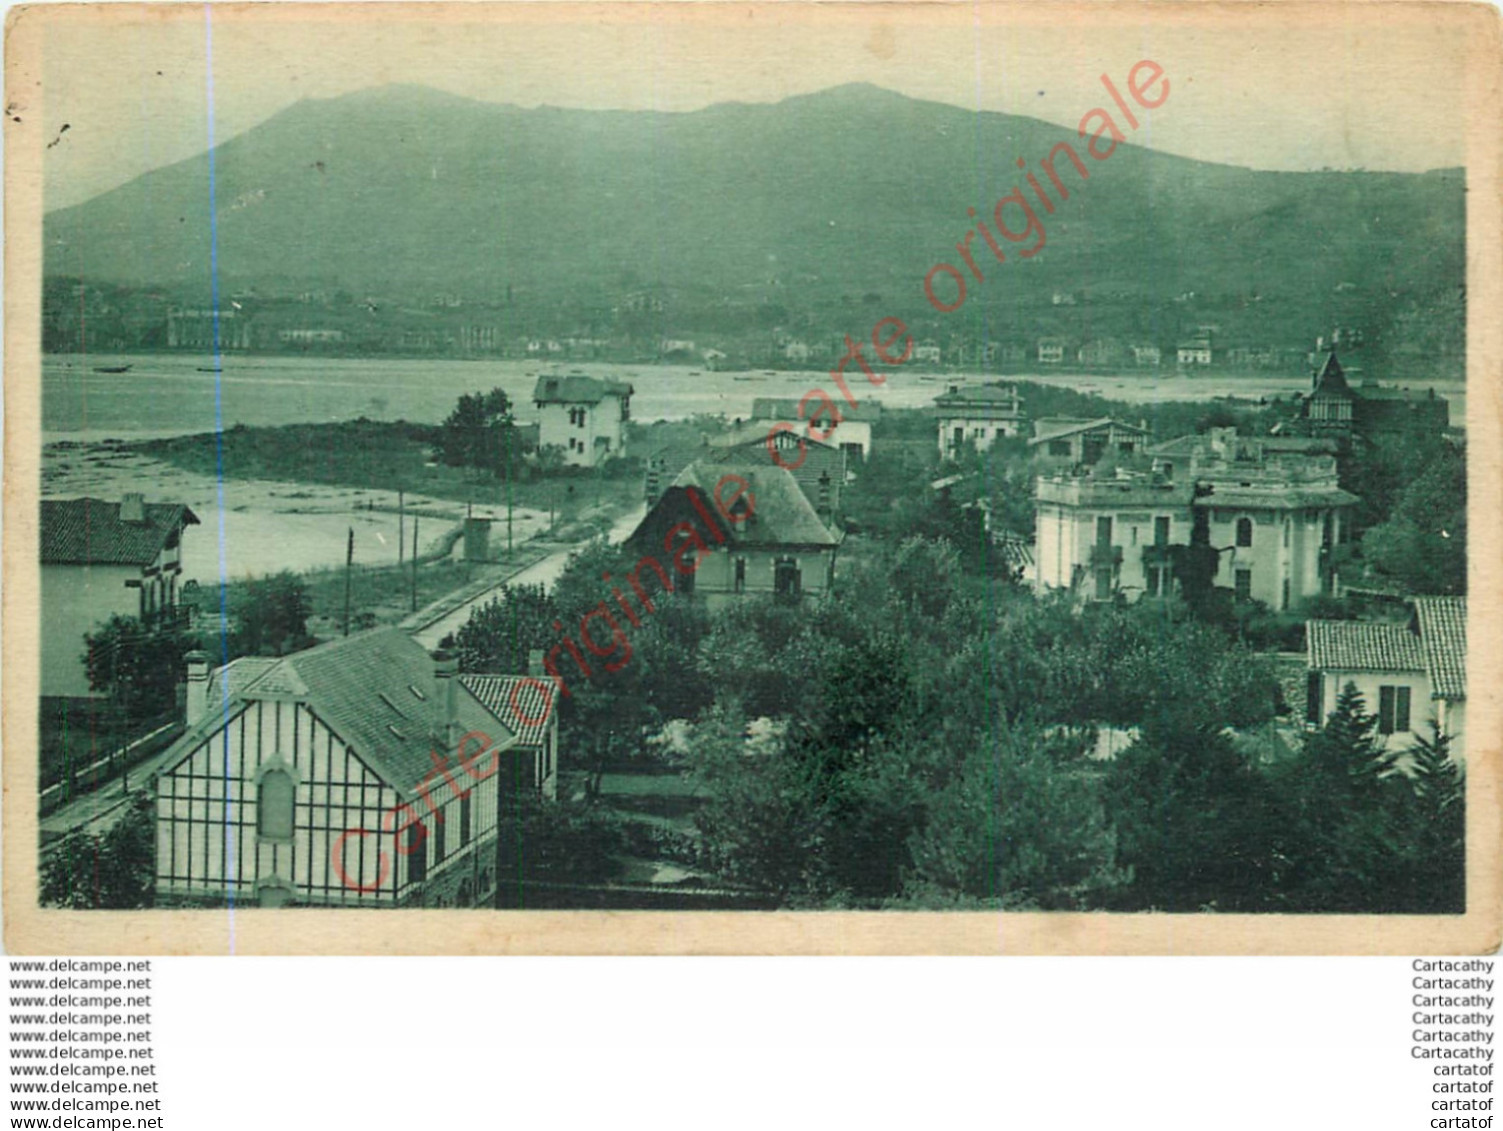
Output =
[
  {"x1": 257, "y1": 768, "x2": 295, "y2": 841},
  {"x1": 1235, "y1": 517, "x2": 1253, "y2": 548},
  {"x1": 457, "y1": 880, "x2": 473, "y2": 908}
]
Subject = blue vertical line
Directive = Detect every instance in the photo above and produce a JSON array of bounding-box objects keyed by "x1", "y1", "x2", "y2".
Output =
[{"x1": 203, "y1": 4, "x2": 236, "y2": 950}]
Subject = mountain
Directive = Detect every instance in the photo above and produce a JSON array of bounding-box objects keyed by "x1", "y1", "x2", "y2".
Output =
[{"x1": 44, "y1": 81, "x2": 1464, "y2": 348}]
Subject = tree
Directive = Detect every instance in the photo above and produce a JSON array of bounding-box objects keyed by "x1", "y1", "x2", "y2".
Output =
[
  {"x1": 230, "y1": 571, "x2": 313, "y2": 657},
  {"x1": 84, "y1": 616, "x2": 199, "y2": 721},
  {"x1": 40, "y1": 795, "x2": 155, "y2": 909},
  {"x1": 904, "y1": 720, "x2": 1124, "y2": 909},
  {"x1": 450, "y1": 584, "x2": 557, "y2": 674},
  {"x1": 1389, "y1": 725, "x2": 1466, "y2": 914},
  {"x1": 1270, "y1": 683, "x2": 1414, "y2": 912},
  {"x1": 1359, "y1": 442, "x2": 1466, "y2": 595},
  {"x1": 435, "y1": 387, "x2": 518, "y2": 475}
]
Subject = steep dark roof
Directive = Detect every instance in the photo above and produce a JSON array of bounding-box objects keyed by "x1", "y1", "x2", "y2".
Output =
[
  {"x1": 532, "y1": 374, "x2": 633, "y2": 405},
  {"x1": 1307, "y1": 620, "x2": 1424, "y2": 674},
  {"x1": 631, "y1": 461, "x2": 840, "y2": 552},
  {"x1": 40, "y1": 497, "x2": 199, "y2": 566},
  {"x1": 166, "y1": 628, "x2": 519, "y2": 796},
  {"x1": 1310, "y1": 351, "x2": 1353, "y2": 399},
  {"x1": 674, "y1": 460, "x2": 840, "y2": 548},
  {"x1": 1413, "y1": 597, "x2": 1467, "y2": 700},
  {"x1": 749, "y1": 397, "x2": 883, "y2": 423}
]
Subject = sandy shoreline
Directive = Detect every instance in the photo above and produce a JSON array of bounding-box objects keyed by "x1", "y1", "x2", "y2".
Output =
[{"x1": 42, "y1": 440, "x2": 551, "y2": 582}]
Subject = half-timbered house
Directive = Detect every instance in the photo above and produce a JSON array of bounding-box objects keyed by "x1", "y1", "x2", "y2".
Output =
[{"x1": 154, "y1": 628, "x2": 533, "y2": 909}]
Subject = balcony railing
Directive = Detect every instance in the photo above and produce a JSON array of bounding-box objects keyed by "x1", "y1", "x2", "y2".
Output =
[{"x1": 1089, "y1": 544, "x2": 1124, "y2": 568}]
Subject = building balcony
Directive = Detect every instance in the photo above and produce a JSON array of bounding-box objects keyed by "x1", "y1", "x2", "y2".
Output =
[{"x1": 1089, "y1": 544, "x2": 1124, "y2": 568}]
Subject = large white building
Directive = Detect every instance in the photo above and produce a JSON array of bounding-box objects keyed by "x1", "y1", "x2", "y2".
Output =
[
  {"x1": 1035, "y1": 430, "x2": 1359, "y2": 610},
  {"x1": 934, "y1": 384, "x2": 1026, "y2": 457},
  {"x1": 533, "y1": 374, "x2": 634, "y2": 468}
]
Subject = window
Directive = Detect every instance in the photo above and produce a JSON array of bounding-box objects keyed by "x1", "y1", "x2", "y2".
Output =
[
  {"x1": 257, "y1": 768, "x2": 294, "y2": 841},
  {"x1": 774, "y1": 558, "x2": 801, "y2": 600},
  {"x1": 1282, "y1": 578, "x2": 1290, "y2": 610},
  {"x1": 1146, "y1": 566, "x2": 1163, "y2": 597},
  {"x1": 1236, "y1": 517, "x2": 1253, "y2": 547},
  {"x1": 460, "y1": 794, "x2": 472, "y2": 847},
  {"x1": 1378, "y1": 685, "x2": 1412, "y2": 735},
  {"x1": 1234, "y1": 568, "x2": 1253, "y2": 603},
  {"x1": 406, "y1": 823, "x2": 427, "y2": 885},
  {"x1": 734, "y1": 557, "x2": 747, "y2": 593},
  {"x1": 1119, "y1": 441, "x2": 1136, "y2": 454},
  {"x1": 1154, "y1": 516, "x2": 1170, "y2": 546},
  {"x1": 1095, "y1": 516, "x2": 1113, "y2": 546},
  {"x1": 433, "y1": 807, "x2": 447, "y2": 865},
  {"x1": 1307, "y1": 672, "x2": 1324, "y2": 726},
  {"x1": 1094, "y1": 567, "x2": 1112, "y2": 600},
  {"x1": 1049, "y1": 439, "x2": 1071, "y2": 456}
]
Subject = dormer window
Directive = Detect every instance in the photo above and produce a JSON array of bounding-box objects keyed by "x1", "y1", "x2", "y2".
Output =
[{"x1": 408, "y1": 684, "x2": 427, "y2": 701}]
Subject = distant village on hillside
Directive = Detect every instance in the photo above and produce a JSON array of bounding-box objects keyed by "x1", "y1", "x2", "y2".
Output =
[
  {"x1": 43, "y1": 274, "x2": 1464, "y2": 381},
  {"x1": 39, "y1": 328, "x2": 1468, "y2": 915}
]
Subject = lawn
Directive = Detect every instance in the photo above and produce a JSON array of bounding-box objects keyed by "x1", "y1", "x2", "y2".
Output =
[{"x1": 134, "y1": 419, "x2": 645, "y2": 516}]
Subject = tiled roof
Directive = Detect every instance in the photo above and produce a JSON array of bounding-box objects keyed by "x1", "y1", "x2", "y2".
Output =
[
  {"x1": 461, "y1": 674, "x2": 558, "y2": 747},
  {"x1": 170, "y1": 628, "x2": 519, "y2": 796},
  {"x1": 532, "y1": 375, "x2": 633, "y2": 405},
  {"x1": 749, "y1": 397, "x2": 883, "y2": 423},
  {"x1": 40, "y1": 497, "x2": 199, "y2": 566},
  {"x1": 1307, "y1": 620, "x2": 1424, "y2": 674},
  {"x1": 1413, "y1": 596, "x2": 1467, "y2": 700}
]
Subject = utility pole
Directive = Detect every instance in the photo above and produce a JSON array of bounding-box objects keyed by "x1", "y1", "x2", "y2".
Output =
[
  {"x1": 398, "y1": 490, "x2": 405, "y2": 567},
  {"x1": 410, "y1": 517, "x2": 420, "y2": 613},
  {"x1": 343, "y1": 527, "x2": 354, "y2": 637}
]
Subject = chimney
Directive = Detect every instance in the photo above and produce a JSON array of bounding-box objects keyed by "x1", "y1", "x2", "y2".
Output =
[
  {"x1": 184, "y1": 650, "x2": 209, "y2": 727},
  {"x1": 120, "y1": 493, "x2": 146, "y2": 524},
  {"x1": 817, "y1": 470, "x2": 832, "y2": 516},
  {"x1": 432, "y1": 648, "x2": 459, "y2": 749},
  {"x1": 645, "y1": 459, "x2": 662, "y2": 507}
]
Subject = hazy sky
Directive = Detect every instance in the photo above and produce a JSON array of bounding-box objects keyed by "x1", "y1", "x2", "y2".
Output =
[{"x1": 34, "y1": 3, "x2": 1472, "y2": 211}]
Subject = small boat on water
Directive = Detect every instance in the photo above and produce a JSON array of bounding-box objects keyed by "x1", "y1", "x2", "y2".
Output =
[
  {"x1": 733, "y1": 376, "x2": 766, "y2": 382},
  {"x1": 197, "y1": 366, "x2": 223, "y2": 373},
  {"x1": 93, "y1": 364, "x2": 132, "y2": 374}
]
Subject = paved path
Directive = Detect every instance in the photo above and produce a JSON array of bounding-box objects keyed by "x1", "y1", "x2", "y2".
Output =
[{"x1": 410, "y1": 504, "x2": 646, "y2": 649}]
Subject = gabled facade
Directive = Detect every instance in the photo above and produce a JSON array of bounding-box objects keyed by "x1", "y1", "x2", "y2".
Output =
[
  {"x1": 934, "y1": 384, "x2": 1026, "y2": 457},
  {"x1": 40, "y1": 495, "x2": 200, "y2": 698},
  {"x1": 1030, "y1": 418, "x2": 1151, "y2": 465},
  {"x1": 1306, "y1": 598, "x2": 1466, "y2": 759},
  {"x1": 534, "y1": 374, "x2": 634, "y2": 468},
  {"x1": 154, "y1": 629, "x2": 535, "y2": 909},
  {"x1": 625, "y1": 460, "x2": 841, "y2": 611},
  {"x1": 1300, "y1": 351, "x2": 1451, "y2": 439},
  {"x1": 749, "y1": 397, "x2": 881, "y2": 462}
]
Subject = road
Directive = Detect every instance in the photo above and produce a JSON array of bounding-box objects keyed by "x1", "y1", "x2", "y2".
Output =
[{"x1": 411, "y1": 503, "x2": 646, "y2": 649}]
